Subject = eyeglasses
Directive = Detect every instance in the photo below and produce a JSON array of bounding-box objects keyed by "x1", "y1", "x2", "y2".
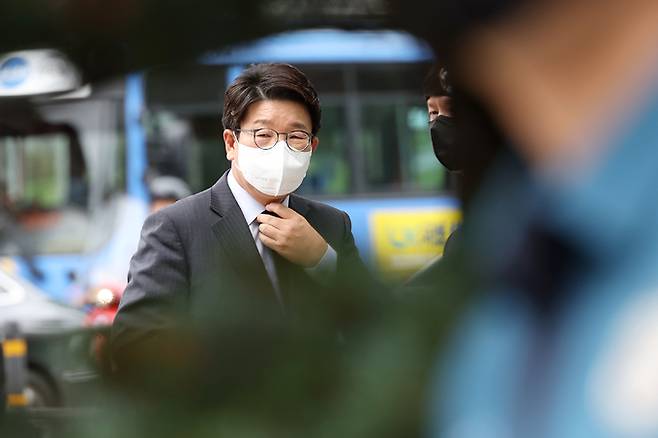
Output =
[{"x1": 234, "y1": 128, "x2": 312, "y2": 152}]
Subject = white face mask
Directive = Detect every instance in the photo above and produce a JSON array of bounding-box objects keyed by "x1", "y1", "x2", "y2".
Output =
[{"x1": 234, "y1": 138, "x2": 312, "y2": 197}]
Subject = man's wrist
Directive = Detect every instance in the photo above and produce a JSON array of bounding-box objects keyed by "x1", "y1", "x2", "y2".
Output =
[{"x1": 305, "y1": 244, "x2": 337, "y2": 278}]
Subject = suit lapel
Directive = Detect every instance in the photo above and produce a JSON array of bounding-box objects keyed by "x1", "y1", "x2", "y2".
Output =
[{"x1": 209, "y1": 172, "x2": 276, "y2": 300}]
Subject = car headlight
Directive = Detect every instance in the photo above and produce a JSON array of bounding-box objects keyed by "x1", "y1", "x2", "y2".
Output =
[
  {"x1": 94, "y1": 288, "x2": 116, "y2": 307},
  {"x1": 84, "y1": 284, "x2": 122, "y2": 308}
]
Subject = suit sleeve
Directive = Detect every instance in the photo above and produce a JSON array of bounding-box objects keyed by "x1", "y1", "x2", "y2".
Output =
[{"x1": 110, "y1": 209, "x2": 190, "y2": 369}]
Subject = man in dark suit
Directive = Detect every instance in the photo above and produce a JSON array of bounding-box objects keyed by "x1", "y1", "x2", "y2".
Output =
[{"x1": 110, "y1": 64, "x2": 369, "y2": 375}]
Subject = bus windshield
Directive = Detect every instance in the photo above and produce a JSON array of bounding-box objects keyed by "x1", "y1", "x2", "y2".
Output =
[{"x1": 0, "y1": 87, "x2": 126, "y2": 255}]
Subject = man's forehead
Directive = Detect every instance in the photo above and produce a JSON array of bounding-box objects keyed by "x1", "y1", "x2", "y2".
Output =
[
  {"x1": 242, "y1": 100, "x2": 312, "y2": 129},
  {"x1": 249, "y1": 118, "x2": 308, "y2": 130},
  {"x1": 427, "y1": 95, "x2": 451, "y2": 106}
]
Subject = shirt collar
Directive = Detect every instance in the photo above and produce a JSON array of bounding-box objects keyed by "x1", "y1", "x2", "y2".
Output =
[{"x1": 227, "y1": 169, "x2": 289, "y2": 225}]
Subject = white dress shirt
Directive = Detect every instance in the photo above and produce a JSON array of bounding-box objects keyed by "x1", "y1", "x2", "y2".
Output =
[{"x1": 226, "y1": 170, "x2": 337, "y2": 304}]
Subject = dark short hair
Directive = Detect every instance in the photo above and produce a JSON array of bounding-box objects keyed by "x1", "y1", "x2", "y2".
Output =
[
  {"x1": 423, "y1": 64, "x2": 453, "y2": 99},
  {"x1": 222, "y1": 63, "x2": 321, "y2": 135}
]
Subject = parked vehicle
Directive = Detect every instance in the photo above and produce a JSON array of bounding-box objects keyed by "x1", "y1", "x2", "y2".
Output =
[{"x1": 0, "y1": 262, "x2": 99, "y2": 408}]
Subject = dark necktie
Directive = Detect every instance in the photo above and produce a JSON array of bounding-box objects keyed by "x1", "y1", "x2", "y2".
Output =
[{"x1": 259, "y1": 210, "x2": 287, "y2": 306}]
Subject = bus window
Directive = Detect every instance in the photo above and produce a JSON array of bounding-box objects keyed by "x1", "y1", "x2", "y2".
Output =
[
  {"x1": 0, "y1": 88, "x2": 126, "y2": 256},
  {"x1": 359, "y1": 99, "x2": 444, "y2": 193},
  {"x1": 299, "y1": 102, "x2": 350, "y2": 196},
  {"x1": 144, "y1": 65, "x2": 231, "y2": 190},
  {"x1": 3, "y1": 132, "x2": 73, "y2": 210},
  {"x1": 297, "y1": 63, "x2": 447, "y2": 197}
]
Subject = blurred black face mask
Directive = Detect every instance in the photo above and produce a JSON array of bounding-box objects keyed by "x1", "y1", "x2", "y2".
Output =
[{"x1": 430, "y1": 115, "x2": 461, "y2": 171}]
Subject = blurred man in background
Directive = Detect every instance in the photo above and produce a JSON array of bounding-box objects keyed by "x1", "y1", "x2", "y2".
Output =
[
  {"x1": 147, "y1": 175, "x2": 192, "y2": 213},
  {"x1": 425, "y1": 65, "x2": 455, "y2": 172},
  {"x1": 404, "y1": 64, "x2": 499, "y2": 291},
  {"x1": 424, "y1": 65, "x2": 460, "y2": 256}
]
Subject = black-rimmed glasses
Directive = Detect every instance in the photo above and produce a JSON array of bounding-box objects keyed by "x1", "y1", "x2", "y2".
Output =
[{"x1": 234, "y1": 128, "x2": 312, "y2": 151}]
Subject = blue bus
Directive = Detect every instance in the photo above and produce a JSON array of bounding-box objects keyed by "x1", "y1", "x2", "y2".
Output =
[{"x1": 0, "y1": 29, "x2": 459, "y2": 304}]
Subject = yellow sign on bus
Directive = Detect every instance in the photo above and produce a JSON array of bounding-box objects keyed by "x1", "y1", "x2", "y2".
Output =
[{"x1": 369, "y1": 208, "x2": 461, "y2": 278}]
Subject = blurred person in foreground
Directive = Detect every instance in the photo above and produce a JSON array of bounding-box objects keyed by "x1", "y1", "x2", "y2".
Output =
[
  {"x1": 417, "y1": 0, "x2": 658, "y2": 436},
  {"x1": 110, "y1": 63, "x2": 370, "y2": 388}
]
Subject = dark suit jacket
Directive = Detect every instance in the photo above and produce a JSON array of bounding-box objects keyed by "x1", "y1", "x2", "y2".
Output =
[
  {"x1": 110, "y1": 172, "x2": 369, "y2": 368},
  {"x1": 403, "y1": 227, "x2": 461, "y2": 292}
]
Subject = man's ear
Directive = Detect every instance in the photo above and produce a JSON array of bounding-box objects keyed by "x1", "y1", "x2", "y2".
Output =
[
  {"x1": 311, "y1": 136, "x2": 319, "y2": 152},
  {"x1": 223, "y1": 129, "x2": 237, "y2": 160}
]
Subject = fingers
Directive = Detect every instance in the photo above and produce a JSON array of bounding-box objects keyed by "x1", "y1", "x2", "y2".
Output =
[
  {"x1": 258, "y1": 222, "x2": 281, "y2": 240},
  {"x1": 265, "y1": 203, "x2": 296, "y2": 219},
  {"x1": 258, "y1": 231, "x2": 278, "y2": 251},
  {"x1": 257, "y1": 207, "x2": 328, "y2": 266},
  {"x1": 256, "y1": 213, "x2": 283, "y2": 227}
]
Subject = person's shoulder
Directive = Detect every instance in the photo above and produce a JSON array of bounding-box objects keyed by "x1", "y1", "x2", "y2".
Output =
[{"x1": 404, "y1": 257, "x2": 442, "y2": 289}]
